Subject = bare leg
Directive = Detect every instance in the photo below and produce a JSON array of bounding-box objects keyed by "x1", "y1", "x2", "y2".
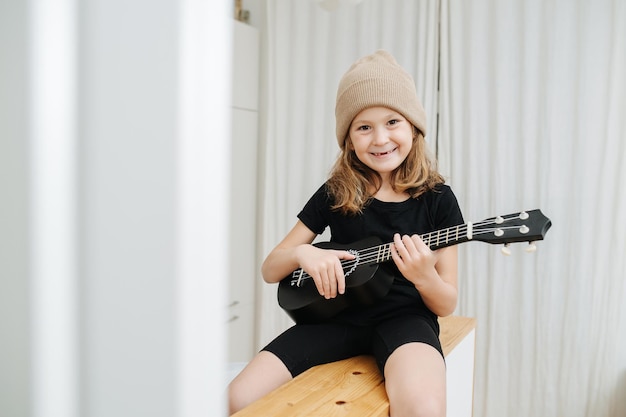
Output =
[
  {"x1": 384, "y1": 342, "x2": 446, "y2": 417},
  {"x1": 228, "y1": 351, "x2": 292, "y2": 415}
]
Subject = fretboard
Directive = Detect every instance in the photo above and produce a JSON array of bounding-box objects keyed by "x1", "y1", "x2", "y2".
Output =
[
  {"x1": 290, "y1": 223, "x2": 471, "y2": 285},
  {"x1": 366, "y1": 223, "x2": 471, "y2": 264}
]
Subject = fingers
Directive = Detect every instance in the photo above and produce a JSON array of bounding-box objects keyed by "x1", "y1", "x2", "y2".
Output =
[
  {"x1": 318, "y1": 269, "x2": 334, "y2": 299},
  {"x1": 333, "y1": 250, "x2": 354, "y2": 296},
  {"x1": 392, "y1": 233, "x2": 431, "y2": 263},
  {"x1": 316, "y1": 267, "x2": 339, "y2": 299},
  {"x1": 334, "y1": 260, "x2": 346, "y2": 295},
  {"x1": 392, "y1": 233, "x2": 411, "y2": 262},
  {"x1": 310, "y1": 250, "x2": 354, "y2": 299}
]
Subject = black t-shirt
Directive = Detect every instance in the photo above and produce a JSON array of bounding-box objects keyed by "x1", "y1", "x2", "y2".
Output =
[
  {"x1": 296, "y1": 183, "x2": 464, "y2": 325},
  {"x1": 298, "y1": 183, "x2": 464, "y2": 244}
]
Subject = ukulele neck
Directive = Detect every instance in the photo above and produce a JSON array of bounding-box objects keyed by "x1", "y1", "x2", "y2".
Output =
[{"x1": 372, "y1": 224, "x2": 471, "y2": 264}]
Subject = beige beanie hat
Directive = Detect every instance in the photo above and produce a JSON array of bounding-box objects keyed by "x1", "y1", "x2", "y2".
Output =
[{"x1": 335, "y1": 50, "x2": 427, "y2": 147}]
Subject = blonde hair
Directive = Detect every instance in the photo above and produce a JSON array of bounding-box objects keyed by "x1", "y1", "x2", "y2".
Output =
[{"x1": 326, "y1": 128, "x2": 444, "y2": 215}]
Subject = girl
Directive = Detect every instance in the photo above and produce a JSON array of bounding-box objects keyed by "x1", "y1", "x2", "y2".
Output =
[{"x1": 229, "y1": 50, "x2": 464, "y2": 417}]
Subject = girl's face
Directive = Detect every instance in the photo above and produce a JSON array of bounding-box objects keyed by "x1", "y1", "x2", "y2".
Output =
[{"x1": 348, "y1": 106, "x2": 414, "y2": 180}]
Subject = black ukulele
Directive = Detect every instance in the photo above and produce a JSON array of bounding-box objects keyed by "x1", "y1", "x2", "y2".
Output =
[{"x1": 278, "y1": 209, "x2": 552, "y2": 324}]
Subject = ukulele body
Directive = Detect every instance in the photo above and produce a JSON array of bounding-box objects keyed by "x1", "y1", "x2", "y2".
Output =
[{"x1": 277, "y1": 237, "x2": 395, "y2": 324}]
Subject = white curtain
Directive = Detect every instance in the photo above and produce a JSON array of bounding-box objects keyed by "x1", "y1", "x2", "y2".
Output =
[
  {"x1": 440, "y1": 0, "x2": 626, "y2": 416},
  {"x1": 257, "y1": 0, "x2": 626, "y2": 416}
]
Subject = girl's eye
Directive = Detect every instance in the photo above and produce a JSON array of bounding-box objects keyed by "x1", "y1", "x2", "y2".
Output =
[
  {"x1": 356, "y1": 125, "x2": 370, "y2": 131},
  {"x1": 388, "y1": 119, "x2": 399, "y2": 126}
]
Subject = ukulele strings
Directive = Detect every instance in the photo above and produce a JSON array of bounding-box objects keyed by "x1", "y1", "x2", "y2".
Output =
[
  {"x1": 292, "y1": 216, "x2": 520, "y2": 283},
  {"x1": 341, "y1": 224, "x2": 509, "y2": 266}
]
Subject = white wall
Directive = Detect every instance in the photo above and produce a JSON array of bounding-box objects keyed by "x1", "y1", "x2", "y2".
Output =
[
  {"x1": 0, "y1": 3, "x2": 31, "y2": 416},
  {"x1": 0, "y1": 1, "x2": 231, "y2": 416}
]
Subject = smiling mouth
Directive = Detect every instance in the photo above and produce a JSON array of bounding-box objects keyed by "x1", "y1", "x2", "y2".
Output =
[{"x1": 371, "y1": 148, "x2": 397, "y2": 156}]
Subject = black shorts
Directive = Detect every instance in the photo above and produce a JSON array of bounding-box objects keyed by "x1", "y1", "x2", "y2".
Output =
[{"x1": 262, "y1": 314, "x2": 442, "y2": 377}]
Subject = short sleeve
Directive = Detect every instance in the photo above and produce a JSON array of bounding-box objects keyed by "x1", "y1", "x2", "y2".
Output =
[
  {"x1": 297, "y1": 184, "x2": 332, "y2": 235},
  {"x1": 429, "y1": 185, "x2": 464, "y2": 229}
]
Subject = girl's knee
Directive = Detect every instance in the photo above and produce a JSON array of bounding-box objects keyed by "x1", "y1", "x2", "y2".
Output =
[
  {"x1": 227, "y1": 378, "x2": 252, "y2": 415},
  {"x1": 390, "y1": 395, "x2": 445, "y2": 417},
  {"x1": 227, "y1": 351, "x2": 293, "y2": 415},
  {"x1": 385, "y1": 343, "x2": 446, "y2": 417}
]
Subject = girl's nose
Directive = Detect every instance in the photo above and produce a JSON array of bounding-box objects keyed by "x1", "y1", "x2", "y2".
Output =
[{"x1": 372, "y1": 128, "x2": 388, "y2": 145}]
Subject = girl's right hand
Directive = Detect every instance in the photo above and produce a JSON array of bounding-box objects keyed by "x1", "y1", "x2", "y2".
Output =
[{"x1": 295, "y1": 244, "x2": 356, "y2": 299}]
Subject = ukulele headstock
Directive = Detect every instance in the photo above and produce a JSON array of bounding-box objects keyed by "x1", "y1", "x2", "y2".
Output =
[{"x1": 470, "y1": 209, "x2": 552, "y2": 254}]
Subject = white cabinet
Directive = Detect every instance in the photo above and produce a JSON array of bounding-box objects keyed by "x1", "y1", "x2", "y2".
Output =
[
  {"x1": 228, "y1": 108, "x2": 258, "y2": 361},
  {"x1": 228, "y1": 20, "x2": 260, "y2": 362},
  {"x1": 446, "y1": 328, "x2": 476, "y2": 417}
]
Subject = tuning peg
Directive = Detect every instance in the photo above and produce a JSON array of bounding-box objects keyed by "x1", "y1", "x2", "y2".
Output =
[
  {"x1": 501, "y1": 244, "x2": 511, "y2": 256},
  {"x1": 525, "y1": 242, "x2": 537, "y2": 253}
]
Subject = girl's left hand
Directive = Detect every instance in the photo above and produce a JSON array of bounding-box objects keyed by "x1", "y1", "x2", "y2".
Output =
[{"x1": 390, "y1": 233, "x2": 438, "y2": 287}]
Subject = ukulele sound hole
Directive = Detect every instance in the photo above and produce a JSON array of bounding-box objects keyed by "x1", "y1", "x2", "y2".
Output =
[{"x1": 344, "y1": 249, "x2": 360, "y2": 278}]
